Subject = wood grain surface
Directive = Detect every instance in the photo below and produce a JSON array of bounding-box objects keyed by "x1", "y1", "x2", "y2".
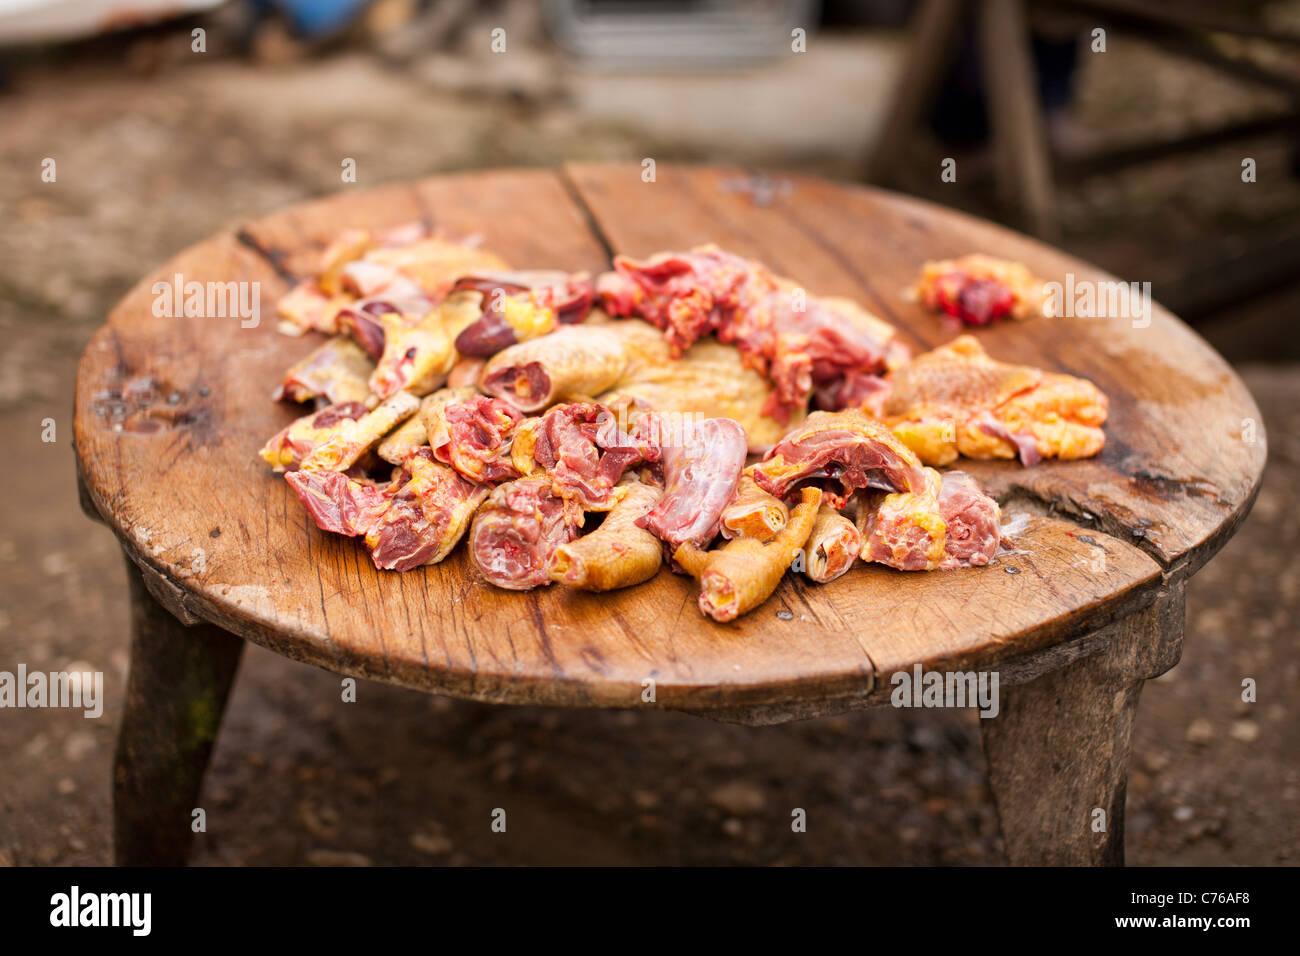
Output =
[{"x1": 73, "y1": 165, "x2": 1265, "y2": 717}]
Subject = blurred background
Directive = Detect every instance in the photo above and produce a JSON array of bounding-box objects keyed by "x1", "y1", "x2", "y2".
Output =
[{"x1": 0, "y1": 0, "x2": 1297, "y2": 865}]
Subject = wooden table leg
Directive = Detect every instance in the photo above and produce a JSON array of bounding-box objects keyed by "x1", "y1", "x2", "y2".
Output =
[
  {"x1": 979, "y1": 582, "x2": 1185, "y2": 865},
  {"x1": 114, "y1": 555, "x2": 244, "y2": 866},
  {"x1": 978, "y1": 0, "x2": 1059, "y2": 239},
  {"x1": 862, "y1": 0, "x2": 967, "y2": 184}
]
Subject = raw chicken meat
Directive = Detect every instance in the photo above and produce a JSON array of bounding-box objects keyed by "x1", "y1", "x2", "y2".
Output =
[{"x1": 865, "y1": 335, "x2": 1107, "y2": 466}]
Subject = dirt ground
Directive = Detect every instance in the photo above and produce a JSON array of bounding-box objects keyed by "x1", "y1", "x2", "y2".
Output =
[{"x1": 0, "y1": 22, "x2": 1296, "y2": 865}]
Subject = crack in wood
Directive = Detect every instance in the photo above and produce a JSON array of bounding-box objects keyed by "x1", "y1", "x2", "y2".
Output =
[
  {"x1": 234, "y1": 228, "x2": 300, "y2": 284},
  {"x1": 557, "y1": 165, "x2": 615, "y2": 261}
]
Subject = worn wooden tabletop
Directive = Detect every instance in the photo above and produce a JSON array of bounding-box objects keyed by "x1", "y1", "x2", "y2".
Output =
[{"x1": 72, "y1": 164, "x2": 1266, "y2": 720}]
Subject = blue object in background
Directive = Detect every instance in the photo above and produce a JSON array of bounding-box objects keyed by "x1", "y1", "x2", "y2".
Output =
[{"x1": 248, "y1": 0, "x2": 369, "y2": 37}]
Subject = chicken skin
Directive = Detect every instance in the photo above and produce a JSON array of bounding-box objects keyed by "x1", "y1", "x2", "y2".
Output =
[{"x1": 865, "y1": 335, "x2": 1107, "y2": 466}]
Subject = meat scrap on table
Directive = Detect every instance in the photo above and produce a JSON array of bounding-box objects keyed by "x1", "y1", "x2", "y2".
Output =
[
  {"x1": 909, "y1": 254, "x2": 1046, "y2": 327},
  {"x1": 864, "y1": 335, "x2": 1108, "y2": 466},
  {"x1": 260, "y1": 229, "x2": 1107, "y2": 622}
]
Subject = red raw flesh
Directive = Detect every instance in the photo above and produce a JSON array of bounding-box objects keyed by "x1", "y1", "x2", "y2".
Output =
[
  {"x1": 367, "y1": 454, "x2": 484, "y2": 572},
  {"x1": 863, "y1": 505, "x2": 936, "y2": 571},
  {"x1": 813, "y1": 369, "x2": 892, "y2": 412},
  {"x1": 532, "y1": 403, "x2": 659, "y2": 509},
  {"x1": 433, "y1": 395, "x2": 524, "y2": 483},
  {"x1": 636, "y1": 416, "x2": 747, "y2": 551},
  {"x1": 337, "y1": 306, "x2": 389, "y2": 360},
  {"x1": 599, "y1": 249, "x2": 754, "y2": 354},
  {"x1": 752, "y1": 426, "x2": 928, "y2": 507},
  {"x1": 469, "y1": 478, "x2": 582, "y2": 589},
  {"x1": 935, "y1": 273, "x2": 1016, "y2": 326},
  {"x1": 862, "y1": 470, "x2": 1000, "y2": 571},
  {"x1": 285, "y1": 470, "x2": 391, "y2": 537},
  {"x1": 600, "y1": 249, "x2": 899, "y2": 418},
  {"x1": 936, "y1": 471, "x2": 1001, "y2": 568}
]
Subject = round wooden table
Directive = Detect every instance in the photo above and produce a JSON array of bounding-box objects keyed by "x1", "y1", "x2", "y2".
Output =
[{"x1": 74, "y1": 164, "x2": 1266, "y2": 866}]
